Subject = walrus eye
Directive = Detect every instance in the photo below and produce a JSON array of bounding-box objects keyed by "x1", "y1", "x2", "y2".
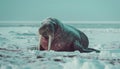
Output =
[
  {"x1": 53, "y1": 23, "x2": 56, "y2": 27},
  {"x1": 52, "y1": 22, "x2": 58, "y2": 30}
]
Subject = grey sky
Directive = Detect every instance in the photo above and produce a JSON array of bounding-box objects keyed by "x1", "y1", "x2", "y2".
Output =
[{"x1": 0, "y1": 0, "x2": 120, "y2": 21}]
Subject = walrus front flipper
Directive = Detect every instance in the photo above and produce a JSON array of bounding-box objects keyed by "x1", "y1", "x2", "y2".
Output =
[{"x1": 40, "y1": 45, "x2": 45, "y2": 50}]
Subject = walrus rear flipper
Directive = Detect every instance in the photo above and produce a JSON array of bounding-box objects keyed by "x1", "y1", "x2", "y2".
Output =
[
  {"x1": 73, "y1": 41, "x2": 100, "y2": 53},
  {"x1": 83, "y1": 48, "x2": 100, "y2": 53},
  {"x1": 87, "y1": 48, "x2": 100, "y2": 53},
  {"x1": 75, "y1": 47, "x2": 100, "y2": 53}
]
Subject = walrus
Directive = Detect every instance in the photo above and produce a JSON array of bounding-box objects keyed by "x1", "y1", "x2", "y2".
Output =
[{"x1": 38, "y1": 17, "x2": 100, "y2": 53}]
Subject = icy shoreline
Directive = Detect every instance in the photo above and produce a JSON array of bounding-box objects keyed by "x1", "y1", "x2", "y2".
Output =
[
  {"x1": 0, "y1": 26, "x2": 120, "y2": 69},
  {"x1": 1, "y1": 50, "x2": 120, "y2": 69}
]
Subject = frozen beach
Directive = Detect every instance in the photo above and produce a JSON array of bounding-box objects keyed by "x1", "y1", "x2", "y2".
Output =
[{"x1": 0, "y1": 23, "x2": 120, "y2": 69}]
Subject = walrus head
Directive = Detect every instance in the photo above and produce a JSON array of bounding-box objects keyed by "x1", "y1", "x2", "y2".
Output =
[{"x1": 38, "y1": 17, "x2": 61, "y2": 50}]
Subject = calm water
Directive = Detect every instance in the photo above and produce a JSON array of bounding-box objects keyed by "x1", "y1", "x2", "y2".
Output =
[{"x1": 0, "y1": 23, "x2": 120, "y2": 28}]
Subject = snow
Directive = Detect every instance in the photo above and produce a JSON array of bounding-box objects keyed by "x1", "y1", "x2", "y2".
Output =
[
  {"x1": 82, "y1": 61, "x2": 104, "y2": 69},
  {"x1": 0, "y1": 25, "x2": 120, "y2": 69}
]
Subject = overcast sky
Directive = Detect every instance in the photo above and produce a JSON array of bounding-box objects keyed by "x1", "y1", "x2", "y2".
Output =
[{"x1": 0, "y1": 0, "x2": 120, "y2": 21}]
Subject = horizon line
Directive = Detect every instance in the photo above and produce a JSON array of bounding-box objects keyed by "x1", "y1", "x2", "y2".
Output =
[{"x1": 0, "y1": 21, "x2": 120, "y2": 23}]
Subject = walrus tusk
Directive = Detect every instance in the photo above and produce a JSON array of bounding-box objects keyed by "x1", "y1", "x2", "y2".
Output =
[
  {"x1": 48, "y1": 35, "x2": 52, "y2": 51},
  {"x1": 38, "y1": 35, "x2": 41, "y2": 50}
]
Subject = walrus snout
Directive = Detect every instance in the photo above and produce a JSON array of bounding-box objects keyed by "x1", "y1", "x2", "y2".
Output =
[
  {"x1": 38, "y1": 18, "x2": 57, "y2": 51},
  {"x1": 38, "y1": 28, "x2": 53, "y2": 51}
]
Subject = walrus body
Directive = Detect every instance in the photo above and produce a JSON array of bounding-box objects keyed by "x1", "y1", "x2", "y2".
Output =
[{"x1": 38, "y1": 17, "x2": 100, "y2": 53}]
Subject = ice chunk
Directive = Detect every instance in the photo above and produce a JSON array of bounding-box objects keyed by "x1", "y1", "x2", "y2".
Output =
[
  {"x1": 112, "y1": 53, "x2": 120, "y2": 59},
  {"x1": 105, "y1": 64, "x2": 114, "y2": 69},
  {"x1": 62, "y1": 57, "x2": 84, "y2": 69},
  {"x1": 99, "y1": 51, "x2": 112, "y2": 60},
  {"x1": 82, "y1": 60, "x2": 104, "y2": 69}
]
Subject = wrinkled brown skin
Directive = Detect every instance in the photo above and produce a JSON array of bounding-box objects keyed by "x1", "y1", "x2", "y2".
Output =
[{"x1": 38, "y1": 17, "x2": 100, "y2": 53}]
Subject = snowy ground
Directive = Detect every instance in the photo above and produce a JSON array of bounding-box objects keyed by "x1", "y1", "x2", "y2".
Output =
[{"x1": 0, "y1": 25, "x2": 120, "y2": 69}]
